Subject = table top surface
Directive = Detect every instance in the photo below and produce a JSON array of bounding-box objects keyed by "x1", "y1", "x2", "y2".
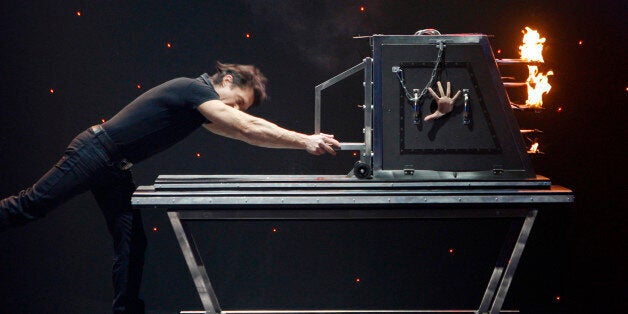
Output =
[{"x1": 132, "y1": 174, "x2": 573, "y2": 208}]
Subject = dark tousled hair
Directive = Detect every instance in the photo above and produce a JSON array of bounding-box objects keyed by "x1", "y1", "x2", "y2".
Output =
[{"x1": 210, "y1": 61, "x2": 268, "y2": 108}]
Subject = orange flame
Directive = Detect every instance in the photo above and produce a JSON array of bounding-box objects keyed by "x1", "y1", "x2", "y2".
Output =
[
  {"x1": 528, "y1": 142, "x2": 540, "y2": 154},
  {"x1": 526, "y1": 66, "x2": 554, "y2": 107},
  {"x1": 519, "y1": 27, "x2": 553, "y2": 107},
  {"x1": 519, "y1": 27, "x2": 546, "y2": 62}
]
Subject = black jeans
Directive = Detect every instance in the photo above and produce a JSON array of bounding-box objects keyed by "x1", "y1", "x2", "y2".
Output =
[{"x1": 0, "y1": 127, "x2": 147, "y2": 314}]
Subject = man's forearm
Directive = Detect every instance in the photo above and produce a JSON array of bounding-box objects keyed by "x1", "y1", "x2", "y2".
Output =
[{"x1": 239, "y1": 117, "x2": 308, "y2": 149}]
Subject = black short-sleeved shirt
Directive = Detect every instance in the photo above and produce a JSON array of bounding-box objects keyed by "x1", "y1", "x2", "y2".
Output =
[{"x1": 102, "y1": 75, "x2": 219, "y2": 163}]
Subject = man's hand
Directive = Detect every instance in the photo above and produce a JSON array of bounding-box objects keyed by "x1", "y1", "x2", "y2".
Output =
[
  {"x1": 304, "y1": 133, "x2": 341, "y2": 155},
  {"x1": 424, "y1": 81, "x2": 461, "y2": 121}
]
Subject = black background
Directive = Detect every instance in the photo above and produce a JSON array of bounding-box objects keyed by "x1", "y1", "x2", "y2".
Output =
[{"x1": 1, "y1": 1, "x2": 626, "y2": 313}]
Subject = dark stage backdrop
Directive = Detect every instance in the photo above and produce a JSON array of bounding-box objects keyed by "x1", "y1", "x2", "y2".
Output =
[{"x1": 0, "y1": 1, "x2": 625, "y2": 313}]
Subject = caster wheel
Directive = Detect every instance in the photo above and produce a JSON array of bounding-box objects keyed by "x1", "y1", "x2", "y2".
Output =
[{"x1": 353, "y1": 161, "x2": 372, "y2": 179}]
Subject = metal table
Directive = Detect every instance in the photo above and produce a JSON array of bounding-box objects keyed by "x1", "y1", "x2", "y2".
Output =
[{"x1": 132, "y1": 174, "x2": 573, "y2": 314}]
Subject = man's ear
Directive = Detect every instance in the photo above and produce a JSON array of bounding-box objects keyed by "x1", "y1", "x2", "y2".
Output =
[{"x1": 222, "y1": 74, "x2": 233, "y2": 86}]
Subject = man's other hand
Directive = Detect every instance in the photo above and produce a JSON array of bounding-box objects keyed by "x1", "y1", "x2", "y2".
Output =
[
  {"x1": 424, "y1": 81, "x2": 461, "y2": 122},
  {"x1": 305, "y1": 133, "x2": 341, "y2": 155}
]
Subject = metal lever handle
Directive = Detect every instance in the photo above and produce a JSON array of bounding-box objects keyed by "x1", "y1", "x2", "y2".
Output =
[
  {"x1": 463, "y1": 89, "x2": 471, "y2": 125},
  {"x1": 412, "y1": 89, "x2": 421, "y2": 125}
]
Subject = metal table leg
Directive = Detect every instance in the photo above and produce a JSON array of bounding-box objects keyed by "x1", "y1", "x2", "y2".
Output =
[
  {"x1": 477, "y1": 210, "x2": 537, "y2": 314},
  {"x1": 169, "y1": 211, "x2": 221, "y2": 314},
  {"x1": 489, "y1": 210, "x2": 537, "y2": 314},
  {"x1": 168, "y1": 209, "x2": 536, "y2": 314}
]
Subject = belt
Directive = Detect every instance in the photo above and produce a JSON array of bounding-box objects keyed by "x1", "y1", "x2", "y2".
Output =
[{"x1": 89, "y1": 125, "x2": 133, "y2": 171}]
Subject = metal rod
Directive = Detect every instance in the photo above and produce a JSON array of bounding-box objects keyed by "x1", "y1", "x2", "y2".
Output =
[
  {"x1": 339, "y1": 142, "x2": 366, "y2": 151},
  {"x1": 502, "y1": 82, "x2": 527, "y2": 87},
  {"x1": 495, "y1": 58, "x2": 542, "y2": 65},
  {"x1": 510, "y1": 103, "x2": 544, "y2": 111},
  {"x1": 363, "y1": 57, "x2": 374, "y2": 169},
  {"x1": 314, "y1": 61, "x2": 366, "y2": 134}
]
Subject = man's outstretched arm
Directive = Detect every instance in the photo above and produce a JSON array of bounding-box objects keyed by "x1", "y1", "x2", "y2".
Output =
[{"x1": 197, "y1": 100, "x2": 340, "y2": 155}]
